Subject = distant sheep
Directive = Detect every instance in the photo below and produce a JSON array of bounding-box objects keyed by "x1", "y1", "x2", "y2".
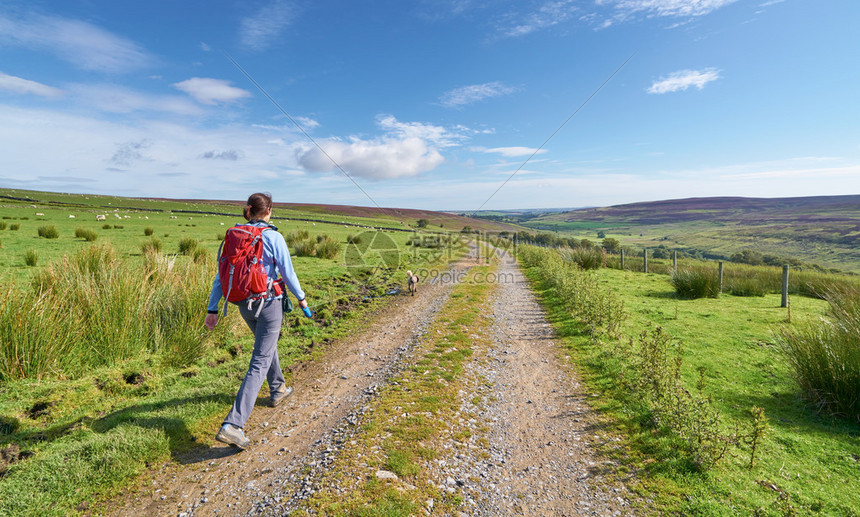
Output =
[
  {"x1": 69, "y1": 215, "x2": 75, "y2": 218},
  {"x1": 96, "y1": 215, "x2": 106, "y2": 221},
  {"x1": 35, "y1": 212, "x2": 44, "y2": 216},
  {"x1": 406, "y1": 270, "x2": 420, "y2": 296}
]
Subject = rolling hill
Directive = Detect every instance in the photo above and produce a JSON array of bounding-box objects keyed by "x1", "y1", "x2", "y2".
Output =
[{"x1": 521, "y1": 195, "x2": 860, "y2": 272}]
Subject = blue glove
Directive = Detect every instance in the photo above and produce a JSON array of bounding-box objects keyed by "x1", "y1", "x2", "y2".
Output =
[{"x1": 302, "y1": 306, "x2": 313, "y2": 318}]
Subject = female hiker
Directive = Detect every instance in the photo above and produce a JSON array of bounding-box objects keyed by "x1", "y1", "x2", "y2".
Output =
[{"x1": 204, "y1": 192, "x2": 312, "y2": 449}]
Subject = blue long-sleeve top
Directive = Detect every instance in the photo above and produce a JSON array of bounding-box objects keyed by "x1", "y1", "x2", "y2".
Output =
[{"x1": 207, "y1": 221, "x2": 305, "y2": 313}]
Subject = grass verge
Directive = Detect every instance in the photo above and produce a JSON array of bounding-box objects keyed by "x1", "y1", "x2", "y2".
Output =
[
  {"x1": 519, "y1": 249, "x2": 860, "y2": 516},
  {"x1": 300, "y1": 263, "x2": 496, "y2": 516}
]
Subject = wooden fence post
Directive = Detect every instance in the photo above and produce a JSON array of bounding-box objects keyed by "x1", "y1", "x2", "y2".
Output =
[
  {"x1": 781, "y1": 265, "x2": 790, "y2": 308},
  {"x1": 643, "y1": 249, "x2": 648, "y2": 273},
  {"x1": 673, "y1": 250, "x2": 677, "y2": 270},
  {"x1": 621, "y1": 249, "x2": 625, "y2": 270},
  {"x1": 718, "y1": 261, "x2": 724, "y2": 293}
]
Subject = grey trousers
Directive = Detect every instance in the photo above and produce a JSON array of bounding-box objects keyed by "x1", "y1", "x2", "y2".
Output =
[{"x1": 223, "y1": 298, "x2": 286, "y2": 428}]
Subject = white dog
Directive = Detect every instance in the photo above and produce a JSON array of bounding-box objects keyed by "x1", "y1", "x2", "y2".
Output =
[{"x1": 406, "y1": 270, "x2": 420, "y2": 296}]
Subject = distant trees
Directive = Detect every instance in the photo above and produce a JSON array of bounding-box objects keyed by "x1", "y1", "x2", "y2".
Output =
[
  {"x1": 416, "y1": 218, "x2": 429, "y2": 228},
  {"x1": 601, "y1": 238, "x2": 621, "y2": 253}
]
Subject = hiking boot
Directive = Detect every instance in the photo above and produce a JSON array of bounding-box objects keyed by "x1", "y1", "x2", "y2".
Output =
[
  {"x1": 216, "y1": 423, "x2": 249, "y2": 449},
  {"x1": 270, "y1": 386, "x2": 293, "y2": 407}
]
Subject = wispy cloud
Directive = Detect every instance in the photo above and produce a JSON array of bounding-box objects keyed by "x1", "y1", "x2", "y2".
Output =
[
  {"x1": 481, "y1": 146, "x2": 548, "y2": 158},
  {"x1": 69, "y1": 84, "x2": 203, "y2": 115},
  {"x1": 172, "y1": 78, "x2": 252, "y2": 105},
  {"x1": 200, "y1": 150, "x2": 243, "y2": 161},
  {"x1": 0, "y1": 72, "x2": 64, "y2": 98},
  {"x1": 647, "y1": 68, "x2": 720, "y2": 94},
  {"x1": 0, "y1": 12, "x2": 154, "y2": 72},
  {"x1": 439, "y1": 81, "x2": 517, "y2": 108},
  {"x1": 497, "y1": 0, "x2": 578, "y2": 37},
  {"x1": 239, "y1": 0, "x2": 294, "y2": 51},
  {"x1": 597, "y1": 0, "x2": 740, "y2": 18}
]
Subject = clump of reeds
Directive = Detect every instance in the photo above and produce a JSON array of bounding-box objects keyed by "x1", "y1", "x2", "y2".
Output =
[
  {"x1": 315, "y1": 235, "x2": 340, "y2": 260},
  {"x1": 74, "y1": 228, "x2": 98, "y2": 242},
  {"x1": 38, "y1": 226, "x2": 59, "y2": 239},
  {"x1": 671, "y1": 267, "x2": 720, "y2": 299},
  {"x1": 558, "y1": 246, "x2": 603, "y2": 270},
  {"x1": 776, "y1": 287, "x2": 860, "y2": 422},
  {"x1": 23, "y1": 249, "x2": 38, "y2": 267},
  {"x1": 178, "y1": 237, "x2": 198, "y2": 256}
]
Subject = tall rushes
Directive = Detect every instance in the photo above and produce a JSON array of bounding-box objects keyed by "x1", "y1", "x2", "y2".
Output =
[
  {"x1": 0, "y1": 243, "x2": 214, "y2": 380},
  {"x1": 776, "y1": 288, "x2": 860, "y2": 422},
  {"x1": 0, "y1": 287, "x2": 80, "y2": 380},
  {"x1": 671, "y1": 267, "x2": 720, "y2": 299}
]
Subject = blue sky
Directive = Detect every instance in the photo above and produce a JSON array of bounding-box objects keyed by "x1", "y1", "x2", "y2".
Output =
[{"x1": 1, "y1": 0, "x2": 858, "y2": 210}]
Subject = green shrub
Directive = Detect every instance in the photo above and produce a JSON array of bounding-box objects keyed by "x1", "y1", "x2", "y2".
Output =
[
  {"x1": 38, "y1": 225, "x2": 59, "y2": 239},
  {"x1": 284, "y1": 229, "x2": 310, "y2": 246},
  {"x1": 0, "y1": 222, "x2": 7, "y2": 230},
  {"x1": 671, "y1": 267, "x2": 720, "y2": 299},
  {"x1": 178, "y1": 237, "x2": 198, "y2": 256},
  {"x1": 315, "y1": 236, "x2": 340, "y2": 260},
  {"x1": 9, "y1": 224, "x2": 19, "y2": 231},
  {"x1": 102, "y1": 223, "x2": 111, "y2": 230},
  {"x1": 347, "y1": 234, "x2": 362, "y2": 245},
  {"x1": 74, "y1": 228, "x2": 98, "y2": 242},
  {"x1": 776, "y1": 288, "x2": 860, "y2": 422},
  {"x1": 191, "y1": 247, "x2": 210, "y2": 264},
  {"x1": 141, "y1": 238, "x2": 163, "y2": 254},
  {"x1": 144, "y1": 227, "x2": 154, "y2": 236},
  {"x1": 113, "y1": 225, "x2": 123, "y2": 229},
  {"x1": 24, "y1": 249, "x2": 38, "y2": 267},
  {"x1": 293, "y1": 240, "x2": 316, "y2": 257}
]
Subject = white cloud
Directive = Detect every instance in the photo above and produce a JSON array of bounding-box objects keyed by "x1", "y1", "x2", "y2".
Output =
[
  {"x1": 498, "y1": 1, "x2": 578, "y2": 37},
  {"x1": 480, "y1": 146, "x2": 548, "y2": 158},
  {"x1": 294, "y1": 115, "x2": 476, "y2": 180},
  {"x1": 239, "y1": 0, "x2": 294, "y2": 51},
  {"x1": 0, "y1": 72, "x2": 63, "y2": 98},
  {"x1": 200, "y1": 42, "x2": 212, "y2": 52},
  {"x1": 297, "y1": 137, "x2": 444, "y2": 180},
  {"x1": 0, "y1": 12, "x2": 154, "y2": 73},
  {"x1": 439, "y1": 82, "x2": 517, "y2": 108},
  {"x1": 172, "y1": 78, "x2": 252, "y2": 105},
  {"x1": 647, "y1": 68, "x2": 720, "y2": 94},
  {"x1": 596, "y1": 0, "x2": 739, "y2": 18}
]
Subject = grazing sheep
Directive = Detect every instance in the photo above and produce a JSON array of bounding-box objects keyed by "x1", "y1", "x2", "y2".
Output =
[
  {"x1": 96, "y1": 215, "x2": 106, "y2": 221},
  {"x1": 35, "y1": 212, "x2": 44, "y2": 216},
  {"x1": 69, "y1": 214, "x2": 75, "y2": 218},
  {"x1": 406, "y1": 270, "x2": 420, "y2": 296}
]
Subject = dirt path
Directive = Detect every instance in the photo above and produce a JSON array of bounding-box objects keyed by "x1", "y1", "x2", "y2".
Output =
[
  {"x1": 106, "y1": 257, "x2": 474, "y2": 517},
  {"x1": 107, "y1": 248, "x2": 632, "y2": 516},
  {"x1": 434, "y1": 251, "x2": 632, "y2": 515}
]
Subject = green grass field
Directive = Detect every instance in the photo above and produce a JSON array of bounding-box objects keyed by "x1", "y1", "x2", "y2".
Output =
[
  {"x1": 520, "y1": 248, "x2": 860, "y2": 516},
  {"x1": 0, "y1": 190, "x2": 471, "y2": 516}
]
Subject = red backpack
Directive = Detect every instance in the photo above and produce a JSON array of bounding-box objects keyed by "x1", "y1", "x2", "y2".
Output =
[{"x1": 217, "y1": 225, "x2": 283, "y2": 316}]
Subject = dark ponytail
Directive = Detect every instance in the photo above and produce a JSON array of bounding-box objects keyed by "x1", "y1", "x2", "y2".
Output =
[{"x1": 243, "y1": 192, "x2": 273, "y2": 221}]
